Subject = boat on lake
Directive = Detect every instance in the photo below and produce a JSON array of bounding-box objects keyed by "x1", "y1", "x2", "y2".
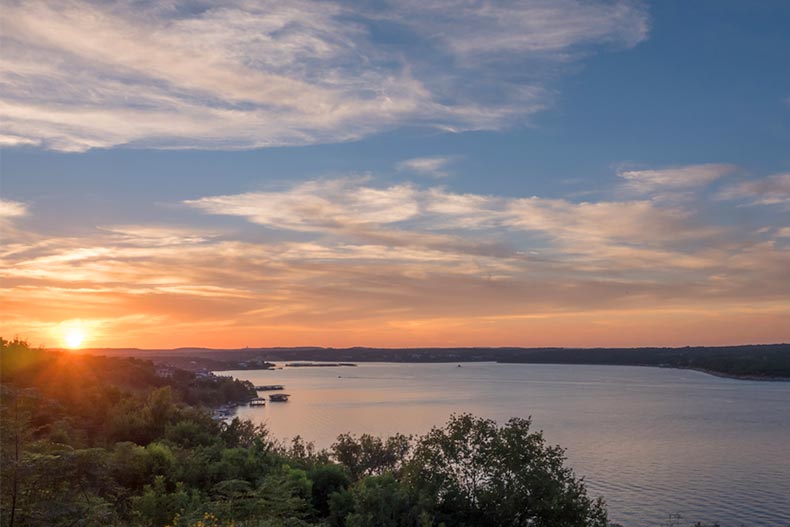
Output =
[{"x1": 249, "y1": 397, "x2": 266, "y2": 406}]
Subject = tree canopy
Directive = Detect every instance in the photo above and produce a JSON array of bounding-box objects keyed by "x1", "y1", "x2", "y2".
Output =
[{"x1": 0, "y1": 338, "x2": 717, "y2": 527}]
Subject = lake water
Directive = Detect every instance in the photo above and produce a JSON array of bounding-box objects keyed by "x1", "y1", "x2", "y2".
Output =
[{"x1": 222, "y1": 362, "x2": 790, "y2": 527}]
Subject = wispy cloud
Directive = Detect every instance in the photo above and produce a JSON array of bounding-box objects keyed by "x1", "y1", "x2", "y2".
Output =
[
  {"x1": 0, "y1": 199, "x2": 28, "y2": 218},
  {"x1": 0, "y1": 0, "x2": 648, "y2": 151},
  {"x1": 617, "y1": 163, "x2": 735, "y2": 195},
  {"x1": 398, "y1": 156, "x2": 456, "y2": 178},
  {"x1": 0, "y1": 135, "x2": 41, "y2": 147},
  {"x1": 405, "y1": 0, "x2": 648, "y2": 57},
  {"x1": 182, "y1": 176, "x2": 783, "y2": 294},
  {"x1": 3, "y1": 228, "x2": 787, "y2": 348},
  {"x1": 717, "y1": 173, "x2": 790, "y2": 206},
  {"x1": 185, "y1": 177, "x2": 720, "y2": 263},
  {"x1": 185, "y1": 178, "x2": 421, "y2": 231},
  {"x1": 98, "y1": 225, "x2": 221, "y2": 246},
  {"x1": 5, "y1": 170, "x2": 789, "y2": 348}
]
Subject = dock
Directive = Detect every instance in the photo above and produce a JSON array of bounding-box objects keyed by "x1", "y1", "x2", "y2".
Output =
[
  {"x1": 269, "y1": 393, "x2": 290, "y2": 402},
  {"x1": 255, "y1": 384, "x2": 284, "y2": 391},
  {"x1": 249, "y1": 397, "x2": 266, "y2": 406}
]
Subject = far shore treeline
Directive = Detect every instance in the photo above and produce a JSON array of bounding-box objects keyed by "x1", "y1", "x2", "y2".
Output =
[
  {"x1": 77, "y1": 343, "x2": 790, "y2": 380},
  {"x1": 0, "y1": 338, "x2": 732, "y2": 527}
]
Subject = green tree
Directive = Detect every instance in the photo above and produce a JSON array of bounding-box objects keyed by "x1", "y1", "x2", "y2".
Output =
[
  {"x1": 220, "y1": 417, "x2": 269, "y2": 449},
  {"x1": 346, "y1": 474, "x2": 421, "y2": 527},
  {"x1": 309, "y1": 463, "x2": 350, "y2": 517},
  {"x1": 254, "y1": 465, "x2": 313, "y2": 522},
  {"x1": 332, "y1": 433, "x2": 411, "y2": 480},
  {"x1": 132, "y1": 475, "x2": 196, "y2": 527},
  {"x1": 406, "y1": 414, "x2": 607, "y2": 527}
]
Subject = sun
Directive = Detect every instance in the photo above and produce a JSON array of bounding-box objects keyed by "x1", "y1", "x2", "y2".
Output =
[{"x1": 64, "y1": 329, "x2": 85, "y2": 349}]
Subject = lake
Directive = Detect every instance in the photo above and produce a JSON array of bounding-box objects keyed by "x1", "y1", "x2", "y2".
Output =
[{"x1": 222, "y1": 362, "x2": 790, "y2": 527}]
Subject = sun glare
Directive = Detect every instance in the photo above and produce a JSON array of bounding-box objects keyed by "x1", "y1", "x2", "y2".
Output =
[{"x1": 64, "y1": 329, "x2": 85, "y2": 349}]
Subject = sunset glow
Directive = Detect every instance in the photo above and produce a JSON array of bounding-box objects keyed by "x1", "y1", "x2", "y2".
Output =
[
  {"x1": 2, "y1": 4, "x2": 789, "y2": 527},
  {"x1": 64, "y1": 329, "x2": 85, "y2": 349},
  {"x1": 1, "y1": 1, "x2": 788, "y2": 349}
]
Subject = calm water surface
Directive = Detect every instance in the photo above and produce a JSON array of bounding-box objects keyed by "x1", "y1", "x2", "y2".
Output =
[{"x1": 222, "y1": 363, "x2": 790, "y2": 527}]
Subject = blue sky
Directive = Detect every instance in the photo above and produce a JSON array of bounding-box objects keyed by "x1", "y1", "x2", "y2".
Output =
[{"x1": 1, "y1": 0, "x2": 788, "y2": 348}]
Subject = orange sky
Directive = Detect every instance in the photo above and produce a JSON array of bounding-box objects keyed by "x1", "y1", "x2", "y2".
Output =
[
  {"x1": 2, "y1": 179, "x2": 790, "y2": 350},
  {"x1": 2, "y1": 2, "x2": 789, "y2": 350}
]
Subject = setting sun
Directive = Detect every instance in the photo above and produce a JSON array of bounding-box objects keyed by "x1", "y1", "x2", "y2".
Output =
[
  {"x1": 64, "y1": 329, "x2": 85, "y2": 349},
  {"x1": 1, "y1": 2, "x2": 789, "y2": 525}
]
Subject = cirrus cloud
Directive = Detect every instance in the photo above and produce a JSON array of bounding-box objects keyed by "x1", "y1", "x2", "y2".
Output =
[
  {"x1": 1, "y1": 0, "x2": 649, "y2": 152},
  {"x1": 397, "y1": 156, "x2": 457, "y2": 178},
  {"x1": 3, "y1": 170, "x2": 789, "y2": 347},
  {"x1": 0, "y1": 199, "x2": 28, "y2": 218},
  {"x1": 617, "y1": 163, "x2": 735, "y2": 195},
  {"x1": 717, "y1": 173, "x2": 790, "y2": 207},
  {"x1": 184, "y1": 176, "x2": 731, "y2": 274}
]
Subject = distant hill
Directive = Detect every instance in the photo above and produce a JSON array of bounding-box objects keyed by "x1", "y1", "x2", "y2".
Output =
[{"x1": 75, "y1": 343, "x2": 790, "y2": 380}]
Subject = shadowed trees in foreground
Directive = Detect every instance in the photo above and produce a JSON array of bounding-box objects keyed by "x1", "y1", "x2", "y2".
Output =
[
  {"x1": 0, "y1": 339, "x2": 729, "y2": 527},
  {"x1": 0, "y1": 339, "x2": 606, "y2": 527}
]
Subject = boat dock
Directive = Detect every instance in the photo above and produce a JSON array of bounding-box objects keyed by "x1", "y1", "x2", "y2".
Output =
[
  {"x1": 269, "y1": 393, "x2": 290, "y2": 402},
  {"x1": 255, "y1": 384, "x2": 284, "y2": 391},
  {"x1": 249, "y1": 397, "x2": 266, "y2": 406}
]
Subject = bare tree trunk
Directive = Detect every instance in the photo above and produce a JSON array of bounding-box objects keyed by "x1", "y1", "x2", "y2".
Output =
[{"x1": 8, "y1": 394, "x2": 19, "y2": 527}]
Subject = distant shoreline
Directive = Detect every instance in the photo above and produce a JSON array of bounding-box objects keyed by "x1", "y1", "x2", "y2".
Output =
[
  {"x1": 675, "y1": 366, "x2": 790, "y2": 382},
  {"x1": 74, "y1": 343, "x2": 790, "y2": 382},
  {"x1": 211, "y1": 361, "x2": 790, "y2": 382}
]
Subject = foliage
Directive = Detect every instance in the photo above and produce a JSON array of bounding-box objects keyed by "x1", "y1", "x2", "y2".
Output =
[
  {"x1": 406, "y1": 414, "x2": 607, "y2": 527},
  {"x1": 2, "y1": 339, "x2": 616, "y2": 527},
  {"x1": 331, "y1": 433, "x2": 411, "y2": 480}
]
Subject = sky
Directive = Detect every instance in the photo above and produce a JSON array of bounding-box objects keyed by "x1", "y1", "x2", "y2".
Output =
[{"x1": 1, "y1": 0, "x2": 789, "y2": 349}]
